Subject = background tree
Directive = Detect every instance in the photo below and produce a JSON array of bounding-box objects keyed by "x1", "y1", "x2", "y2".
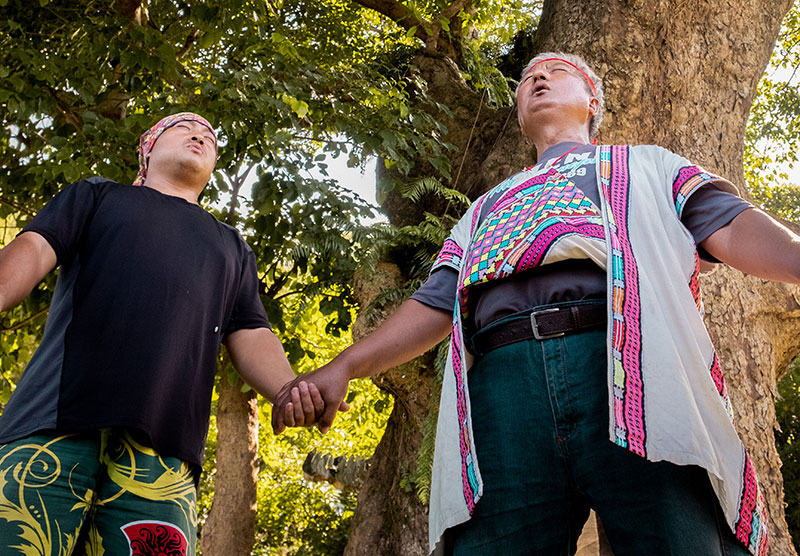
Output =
[
  {"x1": 0, "y1": 0, "x2": 411, "y2": 553},
  {"x1": 776, "y1": 357, "x2": 800, "y2": 549},
  {"x1": 3, "y1": 0, "x2": 800, "y2": 555},
  {"x1": 332, "y1": 1, "x2": 800, "y2": 555},
  {"x1": 749, "y1": 5, "x2": 800, "y2": 550}
]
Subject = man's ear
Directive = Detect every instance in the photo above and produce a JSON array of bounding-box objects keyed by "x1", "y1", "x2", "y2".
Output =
[
  {"x1": 517, "y1": 104, "x2": 529, "y2": 138},
  {"x1": 589, "y1": 97, "x2": 599, "y2": 116}
]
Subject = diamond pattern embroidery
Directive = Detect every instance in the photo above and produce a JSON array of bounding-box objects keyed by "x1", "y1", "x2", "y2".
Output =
[{"x1": 461, "y1": 173, "x2": 602, "y2": 290}]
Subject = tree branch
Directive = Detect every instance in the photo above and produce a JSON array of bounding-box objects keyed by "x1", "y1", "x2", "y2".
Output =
[
  {"x1": 176, "y1": 27, "x2": 199, "y2": 60},
  {"x1": 265, "y1": 272, "x2": 290, "y2": 299},
  {"x1": 441, "y1": 0, "x2": 472, "y2": 20},
  {"x1": 351, "y1": 0, "x2": 469, "y2": 60},
  {"x1": 115, "y1": 0, "x2": 146, "y2": 25},
  {"x1": 290, "y1": 133, "x2": 355, "y2": 146},
  {"x1": 0, "y1": 197, "x2": 35, "y2": 217},
  {"x1": 431, "y1": 0, "x2": 473, "y2": 59},
  {"x1": 350, "y1": 0, "x2": 431, "y2": 43},
  {"x1": 273, "y1": 288, "x2": 308, "y2": 301},
  {"x1": 0, "y1": 308, "x2": 49, "y2": 333},
  {"x1": 221, "y1": 164, "x2": 255, "y2": 225},
  {"x1": 44, "y1": 86, "x2": 83, "y2": 131}
]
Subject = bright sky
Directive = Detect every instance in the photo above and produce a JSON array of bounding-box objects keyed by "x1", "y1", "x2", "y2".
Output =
[
  {"x1": 313, "y1": 153, "x2": 378, "y2": 207},
  {"x1": 306, "y1": 152, "x2": 386, "y2": 224}
]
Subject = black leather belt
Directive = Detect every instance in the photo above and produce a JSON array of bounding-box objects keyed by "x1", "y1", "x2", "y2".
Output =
[{"x1": 470, "y1": 303, "x2": 606, "y2": 357}]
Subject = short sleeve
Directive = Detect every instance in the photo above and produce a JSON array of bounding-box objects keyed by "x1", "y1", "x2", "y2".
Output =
[
  {"x1": 21, "y1": 179, "x2": 103, "y2": 266},
  {"x1": 224, "y1": 248, "x2": 271, "y2": 335},
  {"x1": 660, "y1": 149, "x2": 739, "y2": 219},
  {"x1": 681, "y1": 186, "x2": 753, "y2": 262},
  {"x1": 410, "y1": 267, "x2": 458, "y2": 313},
  {"x1": 681, "y1": 186, "x2": 753, "y2": 245}
]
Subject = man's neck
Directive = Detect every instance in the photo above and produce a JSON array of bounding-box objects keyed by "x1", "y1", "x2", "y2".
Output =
[
  {"x1": 142, "y1": 173, "x2": 204, "y2": 204},
  {"x1": 532, "y1": 126, "x2": 591, "y2": 158}
]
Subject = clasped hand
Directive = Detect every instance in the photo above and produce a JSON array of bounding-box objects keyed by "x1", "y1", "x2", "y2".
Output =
[{"x1": 272, "y1": 361, "x2": 352, "y2": 435}]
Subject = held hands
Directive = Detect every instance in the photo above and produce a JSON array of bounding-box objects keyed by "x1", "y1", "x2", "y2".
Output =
[
  {"x1": 271, "y1": 300, "x2": 450, "y2": 435},
  {"x1": 272, "y1": 360, "x2": 353, "y2": 435}
]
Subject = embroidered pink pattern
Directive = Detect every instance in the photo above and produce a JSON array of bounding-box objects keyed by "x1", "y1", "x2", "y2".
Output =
[
  {"x1": 600, "y1": 145, "x2": 646, "y2": 457},
  {"x1": 433, "y1": 239, "x2": 464, "y2": 270},
  {"x1": 672, "y1": 165, "x2": 721, "y2": 216},
  {"x1": 688, "y1": 253, "x2": 704, "y2": 315},
  {"x1": 450, "y1": 323, "x2": 479, "y2": 511},
  {"x1": 460, "y1": 171, "x2": 603, "y2": 291},
  {"x1": 735, "y1": 453, "x2": 769, "y2": 554}
]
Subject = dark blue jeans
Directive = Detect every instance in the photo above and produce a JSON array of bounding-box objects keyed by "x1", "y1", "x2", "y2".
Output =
[{"x1": 451, "y1": 326, "x2": 749, "y2": 556}]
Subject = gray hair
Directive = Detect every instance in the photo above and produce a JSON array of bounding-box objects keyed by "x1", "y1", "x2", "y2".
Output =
[{"x1": 516, "y1": 52, "x2": 605, "y2": 139}]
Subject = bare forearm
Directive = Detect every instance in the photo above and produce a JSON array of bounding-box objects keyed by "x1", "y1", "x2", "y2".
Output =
[
  {"x1": 270, "y1": 299, "x2": 452, "y2": 434},
  {"x1": 0, "y1": 232, "x2": 57, "y2": 313},
  {"x1": 336, "y1": 299, "x2": 452, "y2": 380},
  {"x1": 225, "y1": 327, "x2": 295, "y2": 403},
  {"x1": 701, "y1": 208, "x2": 800, "y2": 283}
]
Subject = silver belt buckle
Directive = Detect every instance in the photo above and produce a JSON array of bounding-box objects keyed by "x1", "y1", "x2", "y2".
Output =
[{"x1": 531, "y1": 307, "x2": 565, "y2": 340}]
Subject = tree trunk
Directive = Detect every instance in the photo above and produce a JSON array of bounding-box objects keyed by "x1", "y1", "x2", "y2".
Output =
[
  {"x1": 346, "y1": 1, "x2": 800, "y2": 554},
  {"x1": 200, "y1": 372, "x2": 259, "y2": 556},
  {"x1": 701, "y1": 267, "x2": 800, "y2": 556},
  {"x1": 344, "y1": 263, "x2": 435, "y2": 556}
]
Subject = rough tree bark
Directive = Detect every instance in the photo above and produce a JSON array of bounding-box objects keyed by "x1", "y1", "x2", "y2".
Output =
[
  {"x1": 344, "y1": 262, "x2": 436, "y2": 556},
  {"x1": 345, "y1": 1, "x2": 800, "y2": 555},
  {"x1": 200, "y1": 371, "x2": 260, "y2": 556}
]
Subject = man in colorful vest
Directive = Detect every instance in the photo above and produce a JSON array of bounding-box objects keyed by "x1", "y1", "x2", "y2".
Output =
[
  {"x1": 273, "y1": 53, "x2": 800, "y2": 555},
  {"x1": 0, "y1": 113, "x2": 324, "y2": 555}
]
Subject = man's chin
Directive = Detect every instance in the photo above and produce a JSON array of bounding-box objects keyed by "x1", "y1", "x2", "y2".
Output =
[{"x1": 176, "y1": 157, "x2": 214, "y2": 177}]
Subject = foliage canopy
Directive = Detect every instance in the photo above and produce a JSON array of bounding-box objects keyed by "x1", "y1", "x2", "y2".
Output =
[{"x1": 3, "y1": 0, "x2": 800, "y2": 553}]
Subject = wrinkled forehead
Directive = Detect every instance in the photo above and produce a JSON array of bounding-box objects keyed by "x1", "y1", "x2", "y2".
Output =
[
  {"x1": 526, "y1": 58, "x2": 575, "y2": 75},
  {"x1": 524, "y1": 57, "x2": 597, "y2": 96}
]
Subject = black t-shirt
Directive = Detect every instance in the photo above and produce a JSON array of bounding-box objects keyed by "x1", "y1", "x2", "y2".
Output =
[
  {"x1": 411, "y1": 143, "x2": 752, "y2": 332},
  {"x1": 0, "y1": 178, "x2": 270, "y2": 466}
]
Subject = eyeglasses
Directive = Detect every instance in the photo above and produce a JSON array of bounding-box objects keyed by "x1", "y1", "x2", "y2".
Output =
[{"x1": 528, "y1": 58, "x2": 597, "y2": 97}]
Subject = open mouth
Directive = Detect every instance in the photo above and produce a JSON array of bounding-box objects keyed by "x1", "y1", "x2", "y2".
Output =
[{"x1": 532, "y1": 83, "x2": 549, "y2": 95}]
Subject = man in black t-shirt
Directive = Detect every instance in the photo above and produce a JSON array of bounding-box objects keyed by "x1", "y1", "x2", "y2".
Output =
[{"x1": 0, "y1": 113, "x2": 325, "y2": 555}]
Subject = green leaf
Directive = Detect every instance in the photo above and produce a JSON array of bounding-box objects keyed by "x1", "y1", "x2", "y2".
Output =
[
  {"x1": 0, "y1": 2, "x2": 543, "y2": 552},
  {"x1": 225, "y1": 363, "x2": 238, "y2": 386},
  {"x1": 280, "y1": 93, "x2": 309, "y2": 118}
]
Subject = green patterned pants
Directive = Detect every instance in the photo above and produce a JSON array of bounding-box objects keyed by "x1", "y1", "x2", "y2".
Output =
[{"x1": 0, "y1": 429, "x2": 197, "y2": 556}]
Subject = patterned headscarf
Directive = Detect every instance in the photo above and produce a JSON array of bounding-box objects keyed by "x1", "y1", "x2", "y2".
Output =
[{"x1": 133, "y1": 112, "x2": 217, "y2": 186}]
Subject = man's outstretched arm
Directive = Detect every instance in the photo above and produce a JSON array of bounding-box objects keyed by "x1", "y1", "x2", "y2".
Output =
[
  {"x1": 271, "y1": 299, "x2": 453, "y2": 434},
  {"x1": 701, "y1": 207, "x2": 800, "y2": 283},
  {"x1": 0, "y1": 232, "x2": 57, "y2": 313},
  {"x1": 225, "y1": 327, "x2": 337, "y2": 429}
]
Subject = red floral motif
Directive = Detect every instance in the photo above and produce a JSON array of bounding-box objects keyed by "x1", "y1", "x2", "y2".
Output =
[{"x1": 121, "y1": 520, "x2": 188, "y2": 556}]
